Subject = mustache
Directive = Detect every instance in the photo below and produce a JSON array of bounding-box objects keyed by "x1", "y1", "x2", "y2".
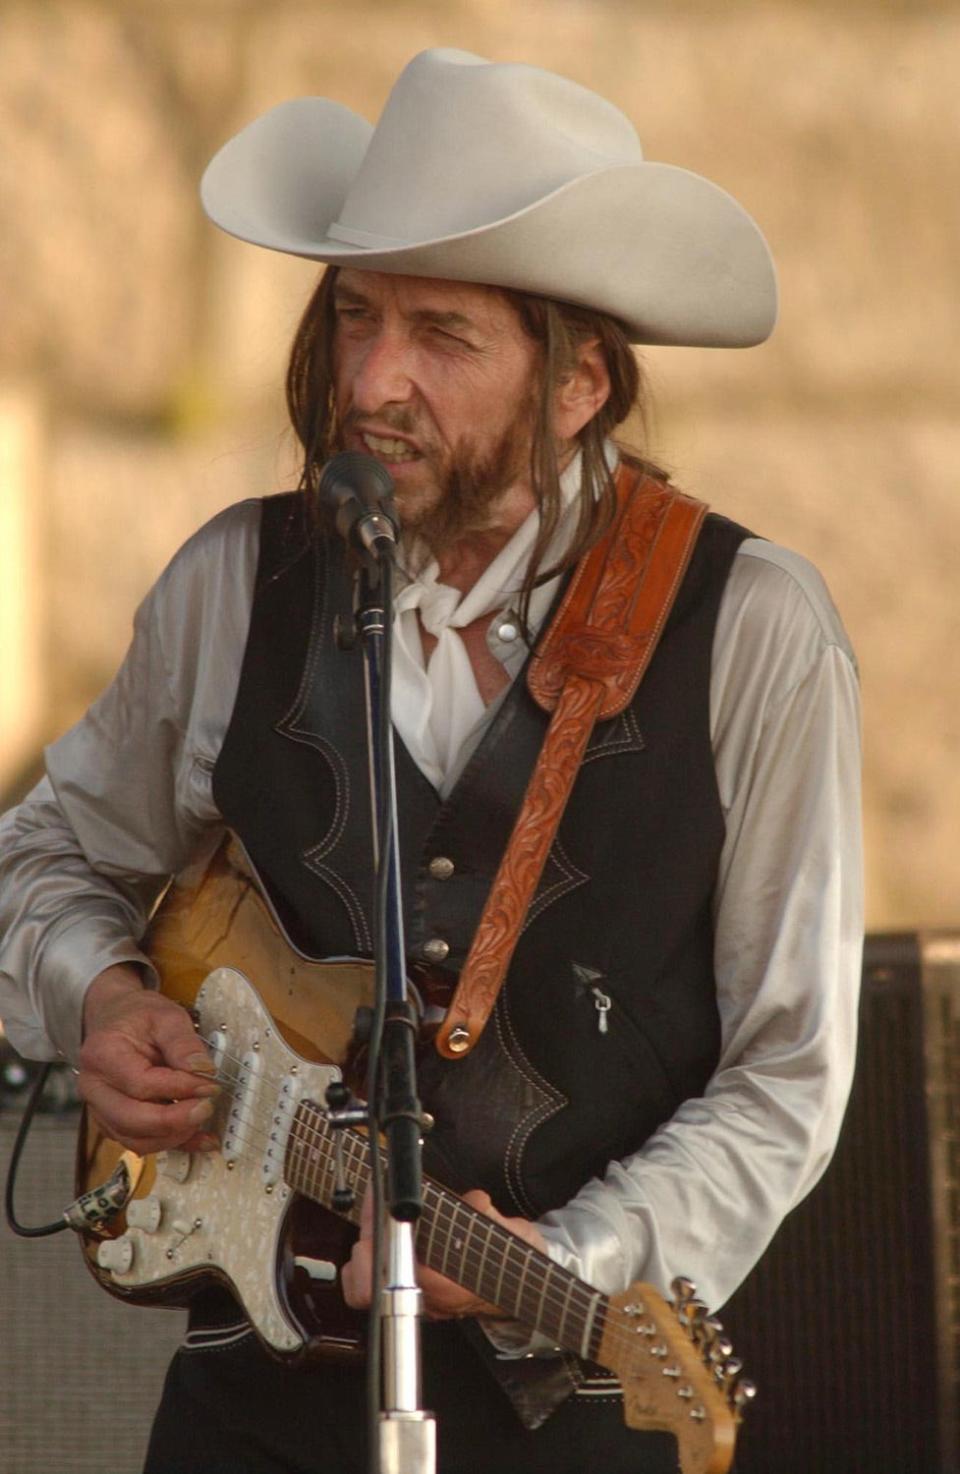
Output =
[{"x1": 339, "y1": 405, "x2": 421, "y2": 439}]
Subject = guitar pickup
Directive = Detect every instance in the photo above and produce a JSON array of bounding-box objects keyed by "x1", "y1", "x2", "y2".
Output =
[
  {"x1": 222, "y1": 1047, "x2": 263, "y2": 1164},
  {"x1": 262, "y1": 1073, "x2": 303, "y2": 1189}
]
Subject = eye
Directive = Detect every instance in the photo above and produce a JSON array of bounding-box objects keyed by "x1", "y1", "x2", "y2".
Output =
[{"x1": 432, "y1": 326, "x2": 474, "y2": 349}]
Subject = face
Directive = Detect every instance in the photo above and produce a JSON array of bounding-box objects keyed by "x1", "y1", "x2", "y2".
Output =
[{"x1": 332, "y1": 269, "x2": 541, "y2": 548}]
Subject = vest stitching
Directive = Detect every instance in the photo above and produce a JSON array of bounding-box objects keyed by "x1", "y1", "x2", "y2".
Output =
[
  {"x1": 496, "y1": 996, "x2": 567, "y2": 1219},
  {"x1": 581, "y1": 705, "x2": 646, "y2": 765},
  {"x1": 300, "y1": 741, "x2": 372, "y2": 954},
  {"x1": 277, "y1": 534, "x2": 328, "y2": 731},
  {"x1": 522, "y1": 838, "x2": 589, "y2": 933},
  {"x1": 302, "y1": 854, "x2": 373, "y2": 955},
  {"x1": 273, "y1": 536, "x2": 373, "y2": 954}
]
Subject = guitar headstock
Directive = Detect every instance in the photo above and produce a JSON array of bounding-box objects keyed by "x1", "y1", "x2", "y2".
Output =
[{"x1": 596, "y1": 1276, "x2": 755, "y2": 1474}]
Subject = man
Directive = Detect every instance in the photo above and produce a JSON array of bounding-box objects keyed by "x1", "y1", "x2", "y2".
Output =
[{"x1": 0, "y1": 49, "x2": 862, "y2": 1474}]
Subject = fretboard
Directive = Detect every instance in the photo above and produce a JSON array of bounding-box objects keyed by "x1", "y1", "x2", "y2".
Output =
[{"x1": 286, "y1": 1100, "x2": 608, "y2": 1361}]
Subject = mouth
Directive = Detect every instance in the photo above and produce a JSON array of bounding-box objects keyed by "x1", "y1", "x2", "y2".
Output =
[{"x1": 359, "y1": 430, "x2": 422, "y2": 464}]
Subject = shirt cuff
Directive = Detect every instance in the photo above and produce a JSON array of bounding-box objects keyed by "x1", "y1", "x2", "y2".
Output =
[{"x1": 35, "y1": 924, "x2": 157, "y2": 1065}]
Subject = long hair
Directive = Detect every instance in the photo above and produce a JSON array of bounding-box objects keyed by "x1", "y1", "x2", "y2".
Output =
[{"x1": 285, "y1": 266, "x2": 667, "y2": 630}]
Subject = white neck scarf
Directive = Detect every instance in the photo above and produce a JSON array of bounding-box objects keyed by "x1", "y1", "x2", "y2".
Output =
[{"x1": 391, "y1": 451, "x2": 597, "y2": 789}]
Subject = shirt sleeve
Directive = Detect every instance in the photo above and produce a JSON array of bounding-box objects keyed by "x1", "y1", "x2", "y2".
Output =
[
  {"x1": 0, "y1": 500, "x2": 260, "y2": 1064},
  {"x1": 535, "y1": 540, "x2": 864, "y2": 1313}
]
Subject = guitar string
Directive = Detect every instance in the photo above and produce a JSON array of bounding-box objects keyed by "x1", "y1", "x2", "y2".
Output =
[
  {"x1": 307, "y1": 1117, "x2": 723, "y2": 1405},
  {"x1": 182, "y1": 1038, "x2": 612, "y2": 1345},
  {"x1": 206, "y1": 1049, "x2": 603, "y2": 1342},
  {"x1": 169, "y1": 1034, "x2": 725, "y2": 1398},
  {"x1": 196, "y1": 1040, "x2": 720, "y2": 1386}
]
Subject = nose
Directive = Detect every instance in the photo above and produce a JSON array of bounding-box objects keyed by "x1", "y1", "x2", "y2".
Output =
[{"x1": 349, "y1": 328, "x2": 415, "y2": 413}]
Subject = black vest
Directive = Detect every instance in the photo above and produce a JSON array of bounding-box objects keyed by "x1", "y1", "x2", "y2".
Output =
[{"x1": 213, "y1": 493, "x2": 748, "y2": 1220}]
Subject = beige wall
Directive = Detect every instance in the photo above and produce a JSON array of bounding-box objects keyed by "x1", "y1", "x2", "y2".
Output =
[{"x1": 1, "y1": 0, "x2": 957, "y2": 928}]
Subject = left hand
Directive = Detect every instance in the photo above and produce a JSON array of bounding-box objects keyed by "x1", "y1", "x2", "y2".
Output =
[{"x1": 341, "y1": 1187, "x2": 549, "y2": 1320}]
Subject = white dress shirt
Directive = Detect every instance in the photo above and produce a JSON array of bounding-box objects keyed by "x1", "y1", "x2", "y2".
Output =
[{"x1": 0, "y1": 478, "x2": 863, "y2": 1314}]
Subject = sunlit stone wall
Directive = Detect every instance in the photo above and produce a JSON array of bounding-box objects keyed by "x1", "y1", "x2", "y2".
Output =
[{"x1": 1, "y1": 0, "x2": 957, "y2": 927}]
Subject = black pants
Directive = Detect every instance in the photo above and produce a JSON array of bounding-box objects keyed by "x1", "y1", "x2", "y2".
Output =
[{"x1": 144, "y1": 1319, "x2": 680, "y2": 1474}]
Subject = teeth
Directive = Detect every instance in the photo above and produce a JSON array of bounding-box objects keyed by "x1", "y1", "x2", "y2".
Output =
[{"x1": 363, "y1": 433, "x2": 418, "y2": 461}]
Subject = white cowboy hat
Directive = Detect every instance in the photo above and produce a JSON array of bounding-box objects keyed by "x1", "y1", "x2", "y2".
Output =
[{"x1": 201, "y1": 48, "x2": 777, "y2": 348}]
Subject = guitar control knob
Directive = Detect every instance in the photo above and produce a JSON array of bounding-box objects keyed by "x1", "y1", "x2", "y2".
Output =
[
  {"x1": 97, "y1": 1235, "x2": 135, "y2": 1274},
  {"x1": 126, "y1": 1195, "x2": 163, "y2": 1233},
  {"x1": 157, "y1": 1150, "x2": 192, "y2": 1183}
]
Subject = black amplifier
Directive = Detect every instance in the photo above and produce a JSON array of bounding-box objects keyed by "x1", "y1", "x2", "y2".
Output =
[{"x1": 724, "y1": 932, "x2": 960, "y2": 1474}]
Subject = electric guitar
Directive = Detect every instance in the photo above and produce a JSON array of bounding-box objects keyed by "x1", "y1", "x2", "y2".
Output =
[{"x1": 77, "y1": 837, "x2": 749, "y2": 1474}]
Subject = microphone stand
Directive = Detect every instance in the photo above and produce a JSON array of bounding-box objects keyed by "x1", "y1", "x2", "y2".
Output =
[{"x1": 352, "y1": 541, "x2": 436, "y2": 1474}]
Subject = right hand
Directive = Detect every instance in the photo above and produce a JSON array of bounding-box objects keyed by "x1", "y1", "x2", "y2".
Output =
[{"x1": 78, "y1": 964, "x2": 220, "y2": 1155}]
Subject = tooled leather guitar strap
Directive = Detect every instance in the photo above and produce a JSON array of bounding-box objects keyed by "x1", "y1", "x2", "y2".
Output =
[{"x1": 435, "y1": 463, "x2": 708, "y2": 1059}]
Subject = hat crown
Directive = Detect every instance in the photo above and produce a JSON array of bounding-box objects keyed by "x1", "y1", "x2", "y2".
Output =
[
  {"x1": 201, "y1": 49, "x2": 777, "y2": 348},
  {"x1": 334, "y1": 49, "x2": 644, "y2": 247}
]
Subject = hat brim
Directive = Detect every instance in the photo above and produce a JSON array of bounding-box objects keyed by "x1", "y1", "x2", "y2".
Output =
[{"x1": 202, "y1": 97, "x2": 777, "y2": 348}]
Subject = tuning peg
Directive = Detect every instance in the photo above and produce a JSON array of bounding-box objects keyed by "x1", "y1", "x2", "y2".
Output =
[
  {"x1": 698, "y1": 1314, "x2": 725, "y2": 1349},
  {"x1": 733, "y1": 1379, "x2": 758, "y2": 1414},
  {"x1": 679, "y1": 1297, "x2": 710, "y2": 1336},
  {"x1": 716, "y1": 1356, "x2": 743, "y2": 1387},
  {"x1": 707, "y1": 1335, "x2": 735, "y2": 1366},
  {"x1": 671, "y1": 1276, "x2": 697, "y2": 1304}
]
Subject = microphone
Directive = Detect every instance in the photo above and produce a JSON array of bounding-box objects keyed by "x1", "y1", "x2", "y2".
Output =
[{"x1": 318, "y1": 452, "x2": 398, "y2": 559}]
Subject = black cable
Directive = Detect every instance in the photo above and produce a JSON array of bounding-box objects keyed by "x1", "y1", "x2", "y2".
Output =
[{"x1": 4, "y1": 1063, "x2": 71, "y2": 1236}]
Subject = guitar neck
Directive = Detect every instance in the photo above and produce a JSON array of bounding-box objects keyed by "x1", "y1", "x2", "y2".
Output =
[{"x1": 286, "y1": 1101, "x2": 608, "y2": 1360}]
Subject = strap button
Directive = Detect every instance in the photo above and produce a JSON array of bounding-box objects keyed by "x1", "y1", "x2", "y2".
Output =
[
  {"x1": 428, "y1": 856, "x2": 455, "y2": 881},
  {"x1": 423, "y1": 937, "x2": 450, "y2": 963}
]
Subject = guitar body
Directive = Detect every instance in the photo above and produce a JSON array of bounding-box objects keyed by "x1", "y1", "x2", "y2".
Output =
[
  {"x1": 77, "y1": 835, "x2": 374, "y2": 1362},
  {"x1": 77, "y1": 835, "x2": 743, "y2": 1472}
]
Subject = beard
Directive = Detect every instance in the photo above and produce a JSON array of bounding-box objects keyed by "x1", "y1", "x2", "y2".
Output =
[{"x1": 336, "y1": 392, "x2": 538, "y2": 558}]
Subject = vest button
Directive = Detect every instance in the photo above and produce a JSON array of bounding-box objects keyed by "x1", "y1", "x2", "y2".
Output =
[
  {"x1": 422, "y1": 937, "x2": 450, "y2": 963},
  {"x1": 428, "y1": 856, "x2": 455, "y2": 881}
]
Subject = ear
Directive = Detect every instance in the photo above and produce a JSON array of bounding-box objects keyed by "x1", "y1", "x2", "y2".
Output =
[{"x1": 553, "y1": 338, "x2": 611, "y2": 441}]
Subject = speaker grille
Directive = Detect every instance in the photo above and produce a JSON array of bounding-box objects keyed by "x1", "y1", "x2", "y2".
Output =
[{"x1": 724, "y1": 932, "x2": 960, "y2": 1474}]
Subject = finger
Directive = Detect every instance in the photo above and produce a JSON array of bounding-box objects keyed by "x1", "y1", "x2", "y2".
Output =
[
  {"x1": 459, "y1": 1189, "x2": 548, "y2": 1253},
  {"x1": 80, "y1": 994, "x2": 218, "y2": 1101},
  {"x1": 462, "y1": 1189, "x2": 494, "y2": 1216},
  {"x1": 150, "y1": 1006, "x2": 217, "y2": 1075},
  {"x1": 79, "y1": 1077, "x2": 217, "y2": 1155},
  {"x1": 80, "y1": 1027, "x2": 220, "y2": 1104},
  {"x1": 179, "y1": 1131, "x2": 220, "y2": 1154},
  {"x1": 358, "y1": 1186, "x2": 374, "y2": 1238},
  {"x1": 341, "y1": 1238, "x2": 374, "y2": 1309}
]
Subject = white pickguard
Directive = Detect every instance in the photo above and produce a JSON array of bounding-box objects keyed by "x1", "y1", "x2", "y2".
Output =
[{"x1": 96, "y1": 967, "x2": 340, "y2": 1355}]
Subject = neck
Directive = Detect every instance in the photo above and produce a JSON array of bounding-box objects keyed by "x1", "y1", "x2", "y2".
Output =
[
  {"x1": 429, "y1": 483, "x2": 538, "y2": 593},
  {"x1": 411, "y1": 440, "x2": 581, "y2": 594}
]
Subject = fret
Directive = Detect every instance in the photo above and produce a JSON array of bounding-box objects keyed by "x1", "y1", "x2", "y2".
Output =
[
  {"x1": 553, "y1": 1273, "x2": 577, "y2": 1349},
  {"x1": 421, "y1": 1183, "x2": 441, "y2": 1269},
  {"x1": 442, "y1": 1202, "x2": 467, "y2": 1279},
  {"x1": 512, "y1": 1239, "x2": 533, "y2": 1322},
  {"x1": 285, "y1": 1102, "x2": 606, "y2": 1365},
  {"x1": 491, "y1": 1226, "x2": 509, "y2": 1310},
  {"x1": 475, "y1": 1215, "x2": 493, "y2": 1301},
  {"x1": 579, "y1": 1290, "x2": 604, "y2": 1362}
]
